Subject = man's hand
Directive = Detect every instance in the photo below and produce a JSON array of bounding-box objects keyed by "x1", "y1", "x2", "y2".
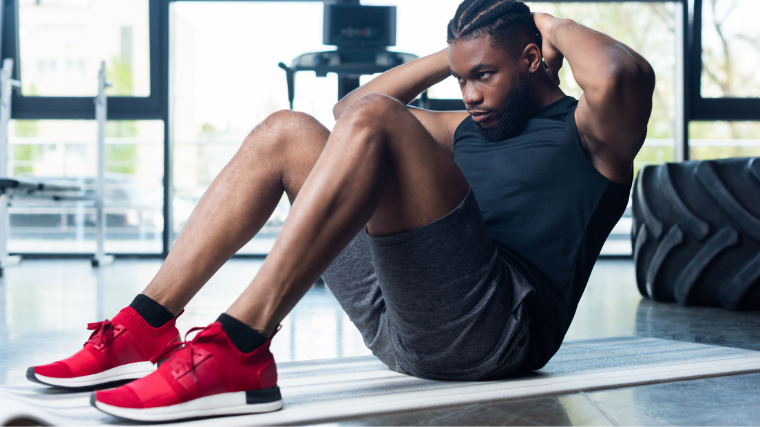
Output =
[{"x1": 533, "y1": 13, "x2": 563, "y2": 87}]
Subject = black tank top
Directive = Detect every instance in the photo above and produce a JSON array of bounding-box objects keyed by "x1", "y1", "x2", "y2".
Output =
[{"x1": 453, "y1": 96, "x2": 631, "y2": 370}]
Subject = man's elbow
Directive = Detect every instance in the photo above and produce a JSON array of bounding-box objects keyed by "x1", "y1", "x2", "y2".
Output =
[
  {"x1": 595, "y1": 58, "x2": 655, "y2": 111},
  {"x1": 609, "y1": 52, "x2": 655, "y2": 98},
  {"x1": 632, "y1": 57, "x2": 656, "y2": 96}
]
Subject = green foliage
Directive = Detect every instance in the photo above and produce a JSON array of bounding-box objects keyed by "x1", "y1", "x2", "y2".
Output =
[
  {"x1": 199, "y1": 123, "x2": 218, "y2": 139},
  {"x1": 23, "y1": 83, "x2": 39, "y2": 97},
  {"x1": 103, "y1": 57, "x2": 139, "y2": 173},
  {"x1": 12, "y1": 144, "x2": 38, "y2": 175},
  {"x1": 689, "y1": 121, "x2": 760, "y2": 160},
  {"x1": 14, "y1": 120, "x2": 39, "y2": 137},
  {"x1": 105, "y1": 144, "x2": 137, "y2": 174},
  {"x1": 106, "y1": 56, "x2": 133, "y2": 96},
  {"x1": 106, "y1": 121, "x2": 138, "y2": 138},
  {"x1": 700, "y1": 0, "x2": 760, "y2": 98},
  {"x1": 12, "y1": 121, "x2": 40, "y2": 175},
  {"x1": 105, "y1": 121, "x2": 138, "y2": 174}
]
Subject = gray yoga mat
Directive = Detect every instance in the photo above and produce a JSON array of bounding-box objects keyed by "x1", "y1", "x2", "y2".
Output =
[{"x1": 2, "y1": 336, "x2": 760, "y2": 426}]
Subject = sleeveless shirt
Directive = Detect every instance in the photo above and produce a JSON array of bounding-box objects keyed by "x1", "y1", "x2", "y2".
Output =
[{"x1": 453, "y1": 96, "x2": 631, "y2": 370}]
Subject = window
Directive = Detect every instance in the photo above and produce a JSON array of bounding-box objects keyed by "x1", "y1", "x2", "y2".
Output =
[
  {"x1": 700, "y1": 0, "x2": 760, "y2": 98},
  {"x1": 18, "y1": 0, "x2": 151, "y2": 97},
  {"x1": 689, "y1": 121, "x2": 760, "y2": 160},
  {"x1": 362, "y1": 0, "x2": 463, "y2": 99},
  {"x1": 170, "y1": 1, "x2": 334, "y2": 254},
  {"x1": 7, "y1": 120, "x2": 164, "y2": 254}
]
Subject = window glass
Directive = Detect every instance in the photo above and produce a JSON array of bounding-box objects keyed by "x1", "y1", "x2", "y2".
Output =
[
  {"x1": 170, "y1": 2, "x2": 333, "y2": 254},
  {"x1": 689, "y1": 121, "x2": 760, "y2": 160},
  {"x1": 701, "y1": 0, "x2": 760, "y2": 98},
  {"x1": 18, "y1": 0, "x2": 150, "y2": 97},
  {"x1": 362, "y1": 0, "x2": 463, "y2": 99},
  {"x1": 7, "y1": 120, "x2": 164, "y2": 254}
]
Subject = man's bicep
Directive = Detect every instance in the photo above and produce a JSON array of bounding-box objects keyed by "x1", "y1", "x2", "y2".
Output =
[{"x1": 408, "y1": 108, "x2": 469, "y2": 154}]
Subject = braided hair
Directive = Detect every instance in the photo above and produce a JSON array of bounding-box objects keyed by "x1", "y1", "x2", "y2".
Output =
[{"x1": 447, "y1": 0, "x2": 540, "y2": 59}]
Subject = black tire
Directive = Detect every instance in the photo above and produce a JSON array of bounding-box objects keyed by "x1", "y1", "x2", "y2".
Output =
[{"x1": 631, "y1": 157, "x2": 760, "y2": 310}]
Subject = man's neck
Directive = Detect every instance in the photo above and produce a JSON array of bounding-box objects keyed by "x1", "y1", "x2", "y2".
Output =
[{"x1": 530, "y1": 85, "x2": 566, "y2": 114}]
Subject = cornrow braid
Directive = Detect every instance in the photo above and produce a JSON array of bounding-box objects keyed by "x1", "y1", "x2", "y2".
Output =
[{"x1": 447, "y1": 0, "x2": 540, "y2": 59}]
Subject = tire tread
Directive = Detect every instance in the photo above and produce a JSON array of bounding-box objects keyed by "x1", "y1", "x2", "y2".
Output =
[{"x1": 633, "y1": 159, "x2": 760, "y2": 310}]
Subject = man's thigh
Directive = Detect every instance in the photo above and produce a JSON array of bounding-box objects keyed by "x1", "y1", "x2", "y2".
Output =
[
  {"x1": 321, "y1": 232, "x2": 399, "y2": 371},
  {"x1": 326, "y1": 93, "x2": 470, "y2": 238}
]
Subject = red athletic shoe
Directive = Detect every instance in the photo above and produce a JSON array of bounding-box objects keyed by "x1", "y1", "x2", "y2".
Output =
[
  {"x1": 27, "y1": 307, "x2": 181, "y2": 390},
  {"x1": 91, "y1": 321, "x2": 283, "y2": 422}
]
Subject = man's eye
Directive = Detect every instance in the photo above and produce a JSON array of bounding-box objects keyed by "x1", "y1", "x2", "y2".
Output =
[
  {"x1": 457, "y1": 77, "x2": 466, "y2": 84},
  {"x1": 479, "y1": 72, "x2": 492, "y2": 79}
]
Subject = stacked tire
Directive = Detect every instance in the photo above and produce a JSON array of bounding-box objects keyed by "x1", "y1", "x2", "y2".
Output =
[{"x1": 631, "y1": 157, "x2": 760, "y2": 310}]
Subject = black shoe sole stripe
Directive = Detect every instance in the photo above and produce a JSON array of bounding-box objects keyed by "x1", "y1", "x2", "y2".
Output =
[{"x1": 246, "y1": 386, "x2": 282, "y2": 404}]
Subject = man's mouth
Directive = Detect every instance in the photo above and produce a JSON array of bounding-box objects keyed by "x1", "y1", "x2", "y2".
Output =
[{"x1": 469, "y1": 111, "x2": 493, "y2": 123}]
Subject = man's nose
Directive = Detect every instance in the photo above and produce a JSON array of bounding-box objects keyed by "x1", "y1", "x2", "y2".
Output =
[{"x1": 462, "y1": 83, "x2": 483, "y2": 106}]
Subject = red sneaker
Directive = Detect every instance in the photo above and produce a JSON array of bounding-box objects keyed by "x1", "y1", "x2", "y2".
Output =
[
  {"x1": 27, "y1": 307, "x2": 181, "y2": 390},
  {"x1": 91, "y1": 321, "x2": 283, "y2": 422}
]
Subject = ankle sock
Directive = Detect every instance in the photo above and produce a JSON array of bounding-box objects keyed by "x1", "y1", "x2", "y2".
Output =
[
  {"x1": 129, "y1": 294, "x2": 176, "y2": 328},
  {"x1": 217, "y1": 313, "x2": 267, "y2": 353}
]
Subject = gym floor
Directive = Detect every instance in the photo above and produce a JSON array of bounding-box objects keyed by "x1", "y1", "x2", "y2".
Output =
[{"x1": 1, "y1": 258, "x2": 759, "y2": 425}]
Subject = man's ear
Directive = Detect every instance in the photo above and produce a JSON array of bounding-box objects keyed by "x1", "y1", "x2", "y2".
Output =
[{"x1": 522, "y1": 43, "x2": 543, "y2": 73}]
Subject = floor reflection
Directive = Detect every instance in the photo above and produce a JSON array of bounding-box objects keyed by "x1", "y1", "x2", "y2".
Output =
[{"x1": 2, "y1": 258, "x2": 760, "y2": 425}]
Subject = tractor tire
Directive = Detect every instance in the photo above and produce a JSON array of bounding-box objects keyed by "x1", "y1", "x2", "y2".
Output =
[{"x1": 631, "y1": 157, "x2": 760, "y2": 310}]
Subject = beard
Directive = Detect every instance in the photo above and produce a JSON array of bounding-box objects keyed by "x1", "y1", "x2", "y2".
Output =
[{"x1": 476, "y1": 72, "x2": 531, "y2": 142}]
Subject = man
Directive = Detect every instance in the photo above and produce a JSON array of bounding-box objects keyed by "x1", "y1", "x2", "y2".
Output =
[{"x1": 26, "y1": 0, "x2": 654, "y2": 421}]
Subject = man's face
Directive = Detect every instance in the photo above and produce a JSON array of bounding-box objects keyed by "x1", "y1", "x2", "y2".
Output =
[{"x1": 449, "y1": 35, "x2": 531, "y2": 141}]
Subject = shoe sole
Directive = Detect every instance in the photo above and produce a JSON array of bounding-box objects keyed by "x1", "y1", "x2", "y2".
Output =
[
  {"x1": 27, "y1": 361, "x2": 156, "y2": 390},
  {"x1": 91, "y1": 387, "x2": 284, "y2": 422}
]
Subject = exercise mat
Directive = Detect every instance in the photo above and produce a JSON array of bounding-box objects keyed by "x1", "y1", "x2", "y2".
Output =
[{"x1": 2, "y1": 336, "x2": 760, "y2": 426}]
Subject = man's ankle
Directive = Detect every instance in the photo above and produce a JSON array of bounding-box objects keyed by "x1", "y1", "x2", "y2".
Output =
[
  {"x1": 129, "y1": 294, "x2": 176, "y2": 328},
  {"x1": 217, "y1": 313, "x2": 267, "y2": 353}
]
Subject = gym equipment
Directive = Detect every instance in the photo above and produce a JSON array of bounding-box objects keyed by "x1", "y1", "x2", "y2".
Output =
[
  {"x1": 632, "y1": 158, "x2": 760, "y2": 310},
  {"x1": 2, "y1": 336, "x2": 760, "y2": 425},
  {"x1": 91, "y1": 61, "x2": 113, "y2": 267},
  {"x1": 0, "y1": 58, "x2": 22, "y2": 277},
  {"x1": 278, "y1": 4, "x2": 419, "y2": 107},
  {"x1": 0, "y1": 59, "x2": 115, "y2": 275}
]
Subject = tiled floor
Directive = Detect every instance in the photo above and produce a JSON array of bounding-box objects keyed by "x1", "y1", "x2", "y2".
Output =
[{"x1": 1, "y1": 258, "x2": 759, "y2": 425}]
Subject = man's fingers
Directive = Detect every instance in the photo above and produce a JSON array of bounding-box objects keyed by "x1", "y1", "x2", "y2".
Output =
[
  {"x1": 544, "y1": 49, "x2": 564, "y2": 86},
  {"x1": 549, "y1": 69, "x2": 561, "y2": 86}
]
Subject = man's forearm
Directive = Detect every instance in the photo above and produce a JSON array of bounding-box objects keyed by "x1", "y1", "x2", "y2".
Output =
[
  {"x1": 542, "y1": 17, "x2": 653, "y2": 101},
  {"x1": 332, "y1": 49, "x2": 451, "y2": 120}
]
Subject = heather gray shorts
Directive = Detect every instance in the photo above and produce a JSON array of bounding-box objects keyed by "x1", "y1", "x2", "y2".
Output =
[{"x1": 321, "y1": 189, "x2": 533, "y2": 380}]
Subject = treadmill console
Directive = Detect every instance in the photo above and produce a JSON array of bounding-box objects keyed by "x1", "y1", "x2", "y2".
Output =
[{"x1": 323, "y1": 5, "x2": 396, "y2": 49}]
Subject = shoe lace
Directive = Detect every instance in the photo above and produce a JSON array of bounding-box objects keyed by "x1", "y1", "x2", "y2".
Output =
[
  {"x1": 86, "y1": 319, "x2": 116, "y2": 348},
  {"x1": 150, "y1": 326, "x2": 208, "y2": 384}
]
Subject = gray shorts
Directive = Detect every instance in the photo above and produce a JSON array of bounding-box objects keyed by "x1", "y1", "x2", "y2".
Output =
[{"x1": 322, "y1": 189, "x2": 533, "y2": 380}]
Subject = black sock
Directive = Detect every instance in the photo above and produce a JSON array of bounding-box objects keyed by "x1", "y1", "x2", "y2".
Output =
[
  {"x1": 217, "y1": 313, "x2": 267, "y2": 353},
  {"x1": 129, "y1": 294, "x2": 175, "y2": 328}
]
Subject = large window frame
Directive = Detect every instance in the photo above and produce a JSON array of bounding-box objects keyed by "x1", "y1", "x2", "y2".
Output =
[
  {"x1": 1, "y1": 0, "x2": 755, "y2": 257},
  {"x1": 689, "y1": 0, "x2": 760, "y2": 122}
]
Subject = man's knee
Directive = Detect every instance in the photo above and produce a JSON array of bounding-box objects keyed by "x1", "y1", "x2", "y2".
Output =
[
  {"x1": 242, "y1": 110, "x2": 327, "y2": 156},
  {"x1": 340, "y1": 93, "x2": 406, "y2": 131}
]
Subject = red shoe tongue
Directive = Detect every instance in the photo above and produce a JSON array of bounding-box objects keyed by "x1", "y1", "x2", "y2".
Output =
[{"x1": 197, "y1": 322, "x2": 224, "y2": 339}]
